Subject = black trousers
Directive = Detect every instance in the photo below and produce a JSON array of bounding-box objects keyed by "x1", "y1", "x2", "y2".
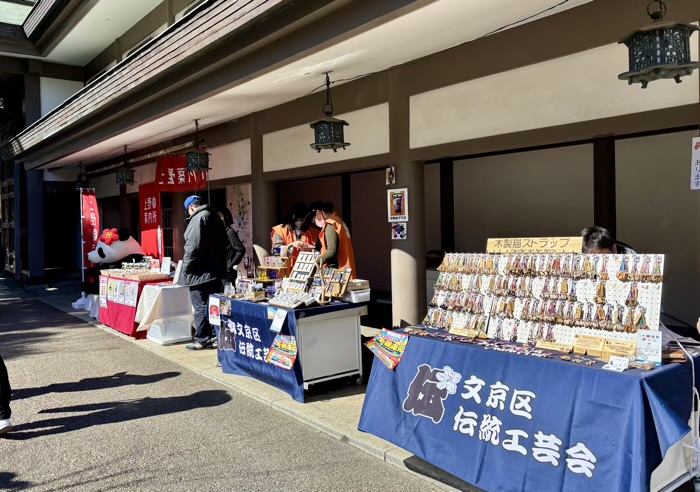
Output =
[
  {"x1": 0, "y1": 353, "x2": 11, "y2": 420},
  {"x1": 190, "y1": 280, "x2": 222, "y2": 343}
]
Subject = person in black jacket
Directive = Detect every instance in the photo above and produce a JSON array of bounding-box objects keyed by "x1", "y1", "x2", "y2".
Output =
[
  {"x1": 0, "y1": 353, "x2": 12, "y2": 435},
  {"x1": 217, "y1": 207, "x2": 246, "y2": 283},
  {"x1": 178, "y1": 195, "x2": 228, "y2": 350}
]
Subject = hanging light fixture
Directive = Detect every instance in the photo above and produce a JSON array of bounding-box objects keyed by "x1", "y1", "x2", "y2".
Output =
[
  {"x1": 75, "y1": 162, "x2": 88, "y2": 190},
  {"x1": 310, "y1": 73, "x2": 350, "y2": 152},
  {"x1": 186, "y1": 119, "x2": 211, "y2": 172},
  {"x1": 115, "y1": 146, "x2": 135, "y2": 185},
  {"x1": 618, "y1": 0, "x2": 699, "y2": 88}
]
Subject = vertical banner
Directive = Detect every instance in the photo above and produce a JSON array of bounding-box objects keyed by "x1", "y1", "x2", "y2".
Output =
[
  {"x1": 226, "y1": 183, "x2": 254, "y2": 277},
  {"x1": 81, "y1": 189, "x2": 100, "y2": 269},
  {"x1": 139, "y1": 182, "x2": 162, "y2": 258},
  {"x1": 691, "y1": 137, "x2": 700, "y2": 190}
]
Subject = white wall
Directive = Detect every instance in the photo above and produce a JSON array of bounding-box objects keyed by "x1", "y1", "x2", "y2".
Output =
[
  {"x1": 263, "y1": 104, "x2": 389, "y2": 172},
  {"x1": 40, "y1": 77, "x2": 84, "y2": 117},
  {"x1": 453, "y1": 145, "x2": 594, "y2": 252},
  {"x1": 410, "y1": 41, "x2": 700, "y2": 149},
  {"x1": 208, "y1": 139, "x2": 251, "y2": 180},
  {"x1": 616, "y1": 131, "x2": 700, "y2": 325}
]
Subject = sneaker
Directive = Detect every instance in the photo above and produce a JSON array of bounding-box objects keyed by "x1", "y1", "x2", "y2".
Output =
[
  {"x1": 215, "y1": 361, "x2": 221, "y2": 368},
  {"x1": 186, "y1": 342, "x2": 210, "y2": 351},
  {"x1": 0, "y1": 419, "x2": 13, "y2": 436},
  {"x1": 210, "y1": 338, "x2": 218, "y2": 349}
]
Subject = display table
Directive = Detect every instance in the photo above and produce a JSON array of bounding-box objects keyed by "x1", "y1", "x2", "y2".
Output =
[
  {"x1": 99, "y1": 276, "x2": 169, "y2": 338},
  {"x1": 359, "y1": 328, "x2": 698, "y2": 492},
  {"x1": 213, "y1": 296, "x2": 368, "y2": 402},
  {"x1": 135, "y1": 284, "x2": 194, "y2": 345}
]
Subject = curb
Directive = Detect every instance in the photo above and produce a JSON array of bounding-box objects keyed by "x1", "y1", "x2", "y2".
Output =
[{"x1": 27, "y1": 292, "x2": 454, "y2": 491}]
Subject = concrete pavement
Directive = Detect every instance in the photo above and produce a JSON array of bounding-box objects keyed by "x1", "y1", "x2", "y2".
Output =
[{"x1": 0, "y1": 277, "x2": 442, "y2": 491}]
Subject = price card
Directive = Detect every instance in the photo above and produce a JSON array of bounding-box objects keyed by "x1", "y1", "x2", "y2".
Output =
[
  {"x1": 270, "y1": 309, "x2": 287, "y2": 333},
  {"x1": 602, "y1": 355, "x2": 630, "y2": 372},
  {"x1": 160, "y1": 257, "x2": 172, "y2": 274},
  {"x1": 636, "y1": 329, "x2": 662, "y2": 367}
]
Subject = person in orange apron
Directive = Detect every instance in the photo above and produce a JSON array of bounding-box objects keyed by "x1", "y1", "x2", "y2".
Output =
[
  {"x1": 271, "y1": 203, "x2": 318, "y2": 267},
  {"x1": 311, "y1": 201, "x2": 357, "y2": 279}
]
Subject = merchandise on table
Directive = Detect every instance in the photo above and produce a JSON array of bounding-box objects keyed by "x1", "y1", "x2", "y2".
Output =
[{"x1": 425, "y1": 252, "x2": 664, "y2": 354}]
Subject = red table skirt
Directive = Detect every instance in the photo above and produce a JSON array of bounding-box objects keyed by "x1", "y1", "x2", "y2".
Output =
[{"x1": 99, "y1": 277, "x2": 172, "y2": 338}]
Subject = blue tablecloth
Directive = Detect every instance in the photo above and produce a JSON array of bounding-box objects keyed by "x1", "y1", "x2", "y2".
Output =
[
  {"x1": 214, "y1": 297, "x2": 361, "y2": 403},
  {"x1": 358, "y1": 330, "x2": 697, "y2": 492}
]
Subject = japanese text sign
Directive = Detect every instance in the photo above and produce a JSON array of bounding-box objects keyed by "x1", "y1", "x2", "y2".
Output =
[
  {"x1": 156, "y1": 155, "x2": 207, "y2": 192},
  {"x1": 486, "y1": 237, "x2": 582, "y2": 254},
  {"x1": 359, "y1": 332, "x2": 690, "y2": 492},
  {"x1": 691, "y1": 137, "x2": 700, "y2": 191},
  {"x1": 81, "y1": 190, "x2": 100, "y2": 269}
]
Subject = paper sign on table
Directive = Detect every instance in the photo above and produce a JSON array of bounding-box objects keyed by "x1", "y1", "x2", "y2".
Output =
[
  {"x1": 124, "y1": 281, "x2": 138, "y2": 307},
  {"x1": 107, "y1": 278, "x2": 116, "y2": 302},
  {"x1": 160, "y1": 257, "x2": 172, "y2": 274},
  {"x1": 265, "y1": 334, "x2": 297, "y2": 370},
  {"x1": 117, "y1": 280, "x2": 126, "y2": 305},
  {"x1": 270, "y1": 309, "x2": 287, "y2": 333},
  {"x1": 173, "y1": 260, "x2": 183, "y2": 284},
  {"x1": 208, "y1": 296, "x2": 221, "y2": 326},
  {"x1": 365, "y1": 329, "x2": 409, "y2": 370},
  {"x1": 636, "y1": 329, "x2": 662, "y2": 366},
  {"x1": 150, "y1": 259, "x2": 160, "y2": 272},
  {"x1": 602, "y1": 355, "x2": 630, "y2": 372}
]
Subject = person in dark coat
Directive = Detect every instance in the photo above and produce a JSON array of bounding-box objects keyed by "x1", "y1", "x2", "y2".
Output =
[
  {"x1": 178, "y1": 195, "x2": 228, "y2": 350},
  {"x1": 0, "y1": 353, "x2": 12, "y2": 436},
  {"x1": 217, "y1": 207, "x2": 246, "y2": 284}
]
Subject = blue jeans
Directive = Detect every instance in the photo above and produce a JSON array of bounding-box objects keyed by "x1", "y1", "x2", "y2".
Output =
[
  {"x1": 0, "y1": 354, "x2": 11, "y2": 420},
  {"x1": 189, "y1": 280, "x2": 222, "y2": 344}
]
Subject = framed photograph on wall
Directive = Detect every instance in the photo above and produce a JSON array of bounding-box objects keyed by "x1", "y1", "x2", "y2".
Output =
[
  {"x1": 387, "y1": 188, "x2": 409, "y2": 222},
  {"x1": 391, "y1": 222, "x2": 407, "y2": 240}
]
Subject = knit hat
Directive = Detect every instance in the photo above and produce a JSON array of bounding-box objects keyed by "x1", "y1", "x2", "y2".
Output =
[{"x1": 184, "y1": 195, "x2": 202, "y2": 210}]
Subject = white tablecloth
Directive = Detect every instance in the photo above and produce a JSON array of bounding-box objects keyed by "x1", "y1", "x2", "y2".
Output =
[
  {"x1": 85, "y1": 294, "x2": 101, "y2": 320},
  {"x1": 135, "y1": 284, "x2": 193, "y2": 332}
]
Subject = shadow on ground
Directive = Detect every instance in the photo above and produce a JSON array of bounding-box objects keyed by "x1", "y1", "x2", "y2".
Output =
[
  {"x1": 0, "y1": 299, "x2": 89, "y2": 360},
  {"x1": 0, "y1": 472, "x2": 33, "y2": 491},
  {"x1": 12, "y1": 371, "x2": 181, "y2": 401},
  {"x1": 6, "y1": 390, "x2": 232, "y2": 440}
]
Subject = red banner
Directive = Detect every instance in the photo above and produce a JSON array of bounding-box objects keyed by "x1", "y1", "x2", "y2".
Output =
[
  {"x1": 156, "y1": 155, "x2": 207, "y2": 191},
  {"x1": 81, "y1": 190, "x2": 100, "y2": 269},
  {"x1": 139, "y1": 182, "x2": 162, "y2": 259}
]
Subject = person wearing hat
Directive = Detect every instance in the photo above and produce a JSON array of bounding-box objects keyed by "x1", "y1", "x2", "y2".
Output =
[
  {"x1": 271, "y1": 202, "x2": 318, "y2": 268},
  {"x1": 310, "y1": 201, "x2": 357, "y2": 279},
  {"x1": 179, "y1": 195, "x2": 228, "y2": 350}
]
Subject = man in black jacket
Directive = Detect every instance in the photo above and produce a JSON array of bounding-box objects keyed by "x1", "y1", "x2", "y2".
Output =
[
  {"x1": 178, "y1": 195, "x2": 228, "y2": 350},
  {"x1": 217, "y1": 207, "x2": 246, "y2": 283}
]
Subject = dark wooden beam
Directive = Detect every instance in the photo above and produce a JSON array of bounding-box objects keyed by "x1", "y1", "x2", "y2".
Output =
[
  {"x1": 593, "y1": 140, "x2": 616, "y2": 236},
  {"x1": 439, "y1": 159, "x2": 454, "y2": 252}
]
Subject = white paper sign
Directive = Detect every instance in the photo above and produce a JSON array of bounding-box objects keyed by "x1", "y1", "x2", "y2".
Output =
[
  {"x1": 208, "y1": 296, "x2": 221, "y2": 327},
  {"x1": 160, "y1": 257, "x2": 172, "y2": 274},
  {"x1": 125, "y1": 281, "x2": 138, "y2": 307},
  {"x1": 270, "y1": 309, "x2": 288, "y2": 333},
  {"x1": 691, "y1": 137, "x2": 700, "y2": 190},
  {"x1": 173, "y1": 260, "x2": 183, "y2": 284},
  {"x1": 636, "y1": 329, "x2": 662, "y2": 366}
]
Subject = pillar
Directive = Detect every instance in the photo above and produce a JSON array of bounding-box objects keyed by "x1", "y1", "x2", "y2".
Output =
[
  {"x1": 250, "y1": 117, "x2": 277, "y2": 261},
  {"x1": 13, "y1": 162, "x2": 21, "y2": 280},
  {"x1": 26, "y1": 169, "x2": 44, "y2": 278},
  {"x1": 389, "y1": 72, "x2": 426, "y2": 327}
]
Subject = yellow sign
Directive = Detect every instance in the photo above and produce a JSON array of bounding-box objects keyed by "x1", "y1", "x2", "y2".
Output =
[
  {"x1": 535, "y1": 341, "x2": 573, "y2": 354},
  {"x1": 573, "y1": 335, "x2": 606, "y2": 357},
  {"x1": 486, "y1": 237, "x2": 583, "y2": 254}
]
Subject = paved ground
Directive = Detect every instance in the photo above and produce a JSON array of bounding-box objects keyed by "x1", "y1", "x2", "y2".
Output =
[{"x1": 0, "y1": 279, "x2": 435, "y2": 491}]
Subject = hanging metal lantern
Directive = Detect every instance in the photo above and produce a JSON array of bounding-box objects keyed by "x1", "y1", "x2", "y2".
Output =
[
  {"x1": 618, "y1": 0, "x2": 699, "y2": 88},
  {"x1": 310, "y1": 73, "x2": 350, "y2": 152},
  {"x1": 186, "y1": 119, "x2": 211, "y2": 171},
  {"x1": 115, "y1": 168, "x2": 135, "y2": 185}
]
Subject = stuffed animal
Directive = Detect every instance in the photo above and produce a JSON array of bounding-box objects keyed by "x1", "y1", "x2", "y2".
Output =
[{"x1": 82, "y1": 228, "x2": 146, "y2": 294}]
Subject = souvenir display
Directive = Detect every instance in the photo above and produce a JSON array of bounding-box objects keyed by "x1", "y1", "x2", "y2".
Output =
[
  {"x1": 426, "y1": 253, "x2": 664, "y2": 348},
  {"x1": 283, "y1": 251, "x2": 320, "y2": 292},
  {"x1": 269, "y1": 291, "x2": 316, "y2": 309}
]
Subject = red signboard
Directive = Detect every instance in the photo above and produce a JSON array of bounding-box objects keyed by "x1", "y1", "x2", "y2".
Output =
[
  {"x1": 156, "y1": 155, "x2": 207, "y2": 191},
  {"x1": 81, "y1": 189, "x2": 100, "y2": 268},
  {"x1": 139, "y1": 182, "x2": 162, "y2": 259}
]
